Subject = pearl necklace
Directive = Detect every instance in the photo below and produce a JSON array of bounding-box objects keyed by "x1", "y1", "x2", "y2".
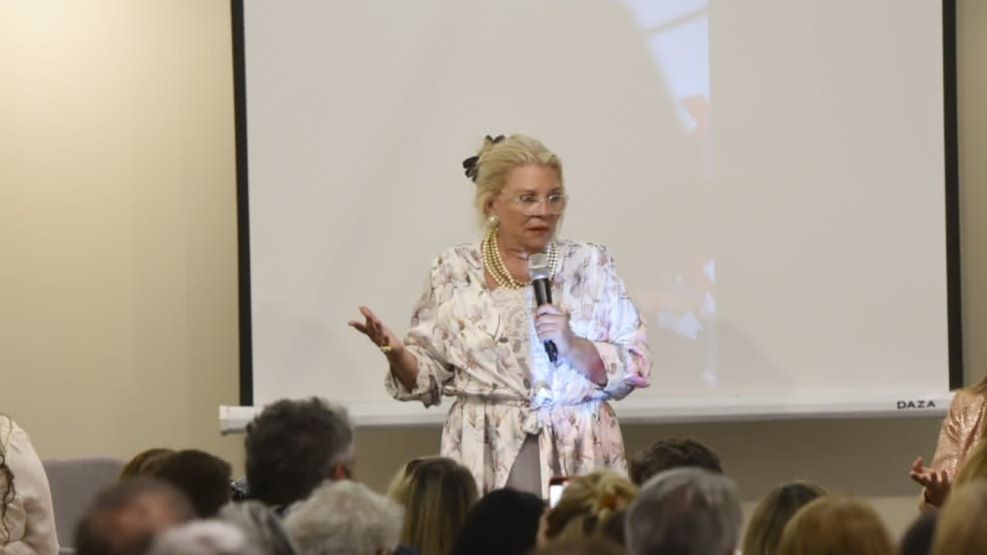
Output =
[{"x1": 481, "y1": 226, "x2": 558, "y2": 290}]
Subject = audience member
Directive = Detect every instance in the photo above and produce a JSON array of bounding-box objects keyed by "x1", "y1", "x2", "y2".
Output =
[
  {"x1": 149, "y1": 449, "x2": 232, "y2": 517},
  {"x1": 775, "y1": 494, "x2": 893, "y2": 555},
  {"x1": 899, "y1": 511, "x2": 937, "y2": 555},
  {"x1": 930, "y1": 480, "x2": 987, "y2": 555},
  {"x1": 245, "y1": 397, "x2": 354, "y2": 510},
  {"x1": 449, "y1": 488, "x2": 545, "y2": 555},
  {"x1": 599, "y1": 509, "x2": 627, "y2": 547},
  {"x1": 148, "y1": 520, "x2": 258, "y2": 555},
  {"x1": 284, "y1": 480, "x2": 403, "y2": 555},
  {"x1": 120, "y1": 448, "x2": 176, "y2": 480},
  {"x1": 629, "y1": 437, "x2": 723, "y2": 486},
  {"x1": 532, "y1": 537, "x2": 625, "y2": 555},
  {"x1": 909, "y1": 377, "x2": 987, "y2": 509},
  {"x1": 220, "y1": 500, "x2": 297, "y2": 555},
  {"x1": 541, "y1": 471, "x2": 636, "y2": 546},
  {"x1": 385, "y1": 457, "x2": 432, "y2": 506},
  {"x1": 400, "y1": 457, "x2": 477, "y2": 555},
  {"x1": 625, "y1": 467, "x2": 741, "y2": 555},
  {"x1": 75, "y1": 478, "x2": 195, "y2": 555},
  {"x1": 742, "y1": 481, "x2": 826, "y2": 555},
  {"x1": 0, "y1": 415, "x2": 59, "y2": 554}
]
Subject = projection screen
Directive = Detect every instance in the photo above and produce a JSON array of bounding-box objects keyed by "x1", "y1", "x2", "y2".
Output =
[{"x1": 228, "y1": 0, "x2": 961, "y2": 427}]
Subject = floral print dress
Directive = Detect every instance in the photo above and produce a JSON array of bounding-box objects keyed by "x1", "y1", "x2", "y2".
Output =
[{"x1": 384, "y1": 239, "x2": 651, "y2": 496}]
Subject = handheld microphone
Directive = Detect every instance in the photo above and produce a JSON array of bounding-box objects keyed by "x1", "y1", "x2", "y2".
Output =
[{"x1": 529, "y1": 253, "x2": 558, "y2": 363}]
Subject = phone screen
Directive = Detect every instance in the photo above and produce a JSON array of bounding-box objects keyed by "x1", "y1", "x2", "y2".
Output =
[{"x1": 548, "y1": 477, "x2": 571, "y2": 507}]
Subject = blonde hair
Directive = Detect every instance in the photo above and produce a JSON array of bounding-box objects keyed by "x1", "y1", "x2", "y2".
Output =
[
  {"x1": 932, "y1": 479, "x2": 987, "y2": 555},
  {"x1": 742, "y1": 482, "x2": 826, "y2": 555},
  {"x1": 385, "y1": 456, "x2": 433, "y2": 506},
  {"x1": 470, "y1": 134, "x2": 563, "y2": 226},
  {"x1": 400, "y1": 457, "x2": 478, "y2": 555},
  {"x1": 545, "y1": 471, "x2": 637, "y2": 543},
  {"x1": 953, "y1": 435, "x2": 987, "y2": 487},
  {"x1": 775, "y1": 495, "x2": 893, "y2": 555}
]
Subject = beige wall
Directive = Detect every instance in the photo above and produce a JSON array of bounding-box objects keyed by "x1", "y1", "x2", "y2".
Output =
[
  {"x1": 0, "y1": 0, "x2": 243, "y2": 465},
  {"x1": 1, "y1": 0, "x2": 984, "y2": 541}
]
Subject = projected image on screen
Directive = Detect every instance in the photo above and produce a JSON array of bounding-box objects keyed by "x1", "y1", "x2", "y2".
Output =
[{"x1": 610, "y1": 0, "x2": 717, "y2": 387}]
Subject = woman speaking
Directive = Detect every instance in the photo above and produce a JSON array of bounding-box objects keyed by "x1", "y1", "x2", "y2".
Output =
[{"x1": 350, "y1": 134, "x2": 651, "y2": 496}]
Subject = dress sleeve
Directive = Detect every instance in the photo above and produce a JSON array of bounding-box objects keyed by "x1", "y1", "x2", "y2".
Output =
[
  {"x1": 590, "y1": 248, "x2": 652, "y2": 400},
  {"x1": 5, "y1": 421, "x2": 60, "y2": 555},
  {"x1": 918, "y1": 393, "x2": 976, "y2": 511},
  {"x1": 383, "y1": 254, "x2": 458, "y2": 408}
]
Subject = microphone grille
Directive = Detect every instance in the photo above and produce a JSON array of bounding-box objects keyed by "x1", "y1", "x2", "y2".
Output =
[{"x1": 528, "y1": 253, "x2": 551, "y2": 280}]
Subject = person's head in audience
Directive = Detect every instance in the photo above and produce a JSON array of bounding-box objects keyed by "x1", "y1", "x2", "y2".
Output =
[
  {"x1": 600, "y1": 509, "x2": 627, "y2": 547},
  {"x1": 742, "y1": 481, "x2": 827, "y2": 555},
  {"x1": 75, "y1": 478, "x2": 195, "y2": 555},
  {"x1": 900, "y1": 511, "x2": 937, "y2": 555},
  {"x1": 450, "y1": 488, "x2": 545, "y2": 555},
  {"x1": 401, "y1": 457, "x2": 477, "y2": 555},
  {"x1": 284, "y1": 480, "x2": 403, "y2": 555},
  {"x1": 385, "y1": 456, "x2": 432, "y2": 506},
  {"x1": 541, "y1": 471, "x2": 637, "y2": 547},
  {"x1": 533, "y1": 538, "x2": 625, "y2": 555},
  {"x1": 775, "y1": 494, "x2": 893, "y2": 555},
  {"x1": 629, "y1": 437, "x2": 722, "y2": 486},
  {"x1": 245, "y1": 397, "x2": 354, "y2": 509},
  {"x1": 148, "y1": 520, "x2": 257, "y2": 555},
  {"x1": 220, "y1": 500, "x2": 297, "y2": 555},
  {"x1": 626, "y1": 467, "x2": 742, "y2": 555},
  {"x1": 121, "y1": 448, "x2": 176, "y2": 480},
  {"x1": 930, "y1": 480, "x2": 987, "y2": 555},
  {"x1": 148, "y1": 449, "x2": 232, "y2": 517}
]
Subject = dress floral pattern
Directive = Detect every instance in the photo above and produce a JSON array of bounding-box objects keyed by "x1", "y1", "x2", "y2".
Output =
[{"x1": 384, "y1": 239, "x2": 651, "y2": 495}]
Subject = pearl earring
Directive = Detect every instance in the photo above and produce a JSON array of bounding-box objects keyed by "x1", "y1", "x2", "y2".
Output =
[{"x1": 486, "y1": 214, "x2": 499, "y2": 228}]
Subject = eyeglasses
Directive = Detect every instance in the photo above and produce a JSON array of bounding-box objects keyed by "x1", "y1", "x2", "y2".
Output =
[{"x1": 505, "y1": 193, "x2": 568, "y2": 215}]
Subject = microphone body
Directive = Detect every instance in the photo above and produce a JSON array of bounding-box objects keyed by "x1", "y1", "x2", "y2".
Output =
[{"x1": 529, "y1": 253, "x2": 558, "y2": 363}]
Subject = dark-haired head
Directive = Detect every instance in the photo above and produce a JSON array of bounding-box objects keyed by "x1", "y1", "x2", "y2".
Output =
[
  {"x1": 629, "y1": 437, "x2": 723, "y2": 486},
  {"x1": 450, "y1": 488, "x2": 545, "y2": 555}
]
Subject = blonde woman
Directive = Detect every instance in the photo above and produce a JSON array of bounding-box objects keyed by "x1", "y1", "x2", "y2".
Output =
[
  {"x1": 742, "y1": 481, "x2": 826, "y2": 555},
  {"x1": 909, "y1": 379, "x2": 987, "y2": 508},
  {"x1": 775, "y1": 495, "x2": 893, "y2": 555},
  {"x1": 350, "y1": 134, "x2": 651, "y2": 496},
  {"x1": 540, "y1": 470, "x2": 637, "y2": 546},
  {"x1": 400, "y1": 457, "x2": 477, "y2": 555},
  {"x1": 930, "y1": 480, "x2": 987, "y2": 555}
]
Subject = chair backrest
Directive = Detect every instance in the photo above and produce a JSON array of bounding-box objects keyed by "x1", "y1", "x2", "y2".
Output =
[{"x1": 42, "y1": 457, "x2": 124, "y2": 549}]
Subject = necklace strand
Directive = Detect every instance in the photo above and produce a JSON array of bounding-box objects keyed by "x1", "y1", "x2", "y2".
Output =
[{"x1": 481, "y1": 226, "x2": 558, "y2": 289}]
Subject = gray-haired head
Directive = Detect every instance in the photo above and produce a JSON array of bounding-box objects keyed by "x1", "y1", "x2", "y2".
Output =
[
  {"x1": 284, "y1": 480, "x2": 403, "y2": 555},
  {"x1": 625, "y1": 467, "x2": 742, "y2": 555},
  {"x1": 148, "y1": 520, "x2": 259, "y2": 555},
  {"x1": 220, "y1": 500, "x2": 297, "y2": 555}
]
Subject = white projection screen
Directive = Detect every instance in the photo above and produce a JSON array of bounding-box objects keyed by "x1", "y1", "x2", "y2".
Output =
[{"x1": 229, "y1": 0, "x2": 961, "y2": 427}]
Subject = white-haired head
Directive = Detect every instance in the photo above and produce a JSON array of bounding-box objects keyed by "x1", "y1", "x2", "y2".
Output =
[
  {"x1": 625, "y1": 467, "x2": 742, "y2": 555},
  {"x1": 148, "y1": 520, "x2": 259, "y2": 555},
  {"x1": 285, "y1": 480, "x2": 403, "y2": 555}
]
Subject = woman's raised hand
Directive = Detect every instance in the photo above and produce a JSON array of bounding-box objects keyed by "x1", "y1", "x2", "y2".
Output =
[
  {"x1": 909, "y1": 456, "x2": 951, "y2": 507},
  {"x1": 349, "y1": 306, "x2": 404, "y2": 356}
]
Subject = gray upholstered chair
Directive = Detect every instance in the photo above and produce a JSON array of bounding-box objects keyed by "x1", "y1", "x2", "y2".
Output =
[{"x1": 42, "y1": 457, "x2": 124, "y2": 552}]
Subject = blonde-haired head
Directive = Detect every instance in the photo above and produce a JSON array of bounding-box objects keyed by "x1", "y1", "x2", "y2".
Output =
[
  {"x1": 932, "y1": 479, "x2": 987, "y2": 555},
  {"x1": 469, "y1": 134, "x2": 563, "y2": 227},
  {"x1": 775, "y1": 494, "x2": 893, "y2": 555},
  {"x1": 544, "y1": 470, "x2": 637, "y2": 543}
]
